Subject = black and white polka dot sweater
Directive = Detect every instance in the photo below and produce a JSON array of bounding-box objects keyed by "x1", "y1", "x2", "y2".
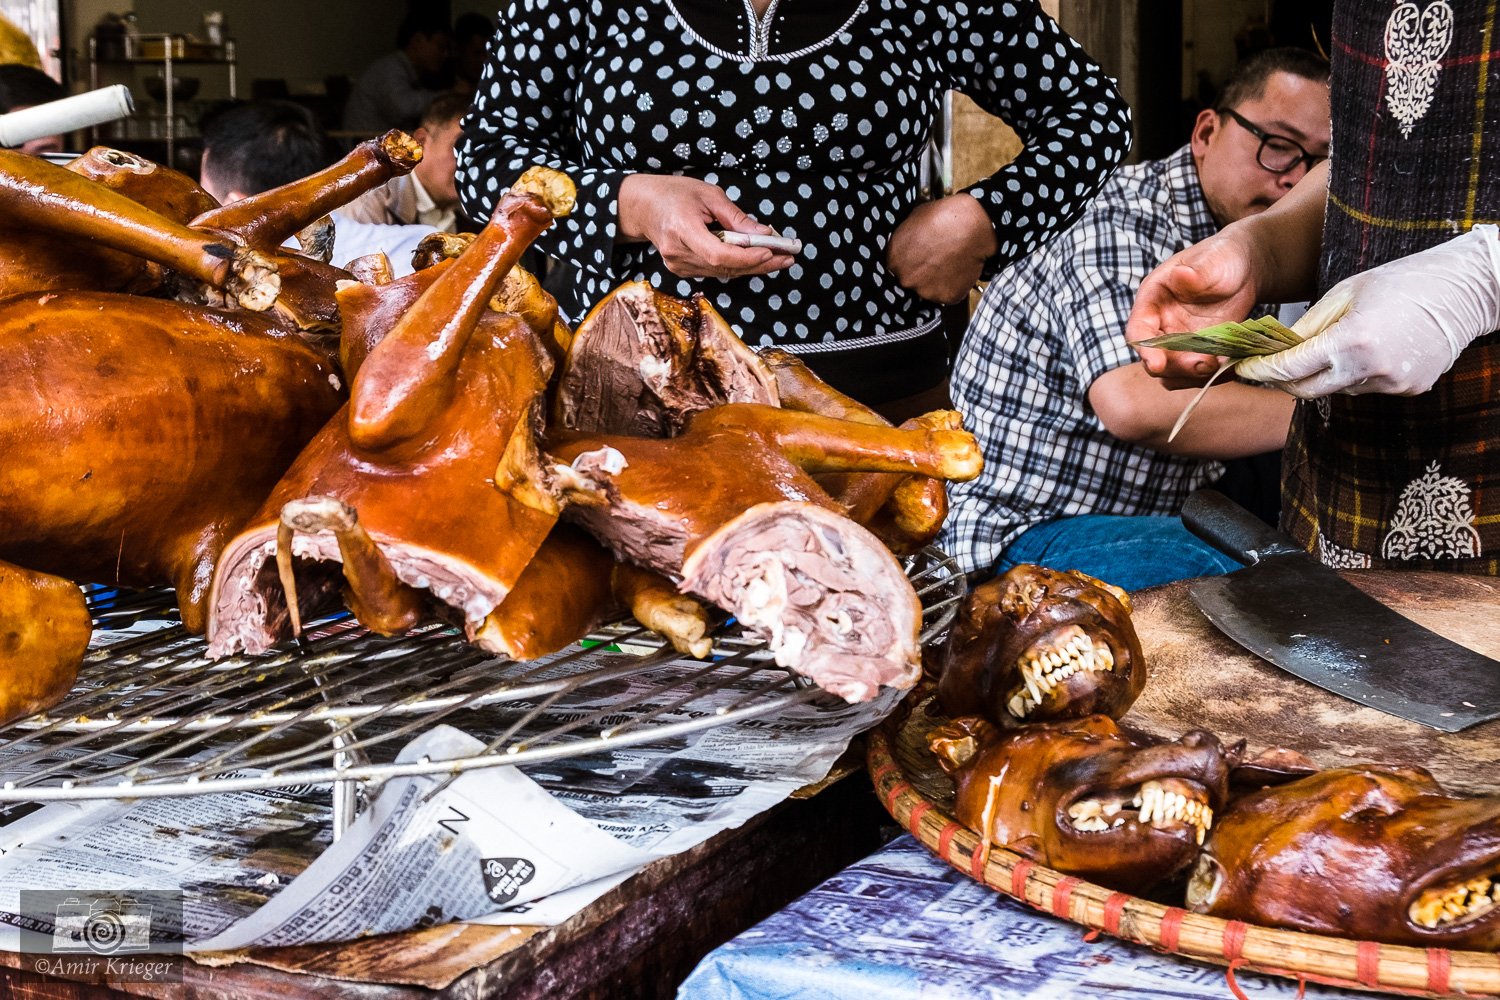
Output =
[{"x1": 456, "y1": 0, "x2": 1131, "y2": 397}]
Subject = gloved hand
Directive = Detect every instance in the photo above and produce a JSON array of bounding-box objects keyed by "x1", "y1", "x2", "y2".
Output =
[{"x1": 1237, "y1": 225, "x2": 1500, "y2": 397}]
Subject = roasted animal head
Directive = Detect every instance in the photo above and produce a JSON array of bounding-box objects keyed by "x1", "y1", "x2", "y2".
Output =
[
  {"x1": 930, "y1": 715, "x2": 1230, "y2": 894},
  {"x1": 1187, "y1": 765, "x2": 1500, "y2": 949},
  {"x1": 938, "y1": 565, "x2": 1145, "y2": 727}
]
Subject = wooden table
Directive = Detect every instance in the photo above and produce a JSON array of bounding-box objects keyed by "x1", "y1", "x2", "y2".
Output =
[{"x1": 0, "y1": 764, "x2": 891, "y2": 999}]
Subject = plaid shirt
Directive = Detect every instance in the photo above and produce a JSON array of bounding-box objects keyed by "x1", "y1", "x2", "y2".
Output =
[{"x1": 940, "y1": 145, "x2": 1226, "y2": 575}]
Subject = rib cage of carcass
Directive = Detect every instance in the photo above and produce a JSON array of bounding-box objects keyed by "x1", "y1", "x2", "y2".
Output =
[{"x1": 1, "y1": 144, "x2": 982, "y2": 766}]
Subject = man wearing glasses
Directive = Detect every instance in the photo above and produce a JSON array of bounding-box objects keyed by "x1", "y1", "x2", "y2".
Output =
[{"x1": 942, "y1": 47, "x2": 1331, "y2": 590}]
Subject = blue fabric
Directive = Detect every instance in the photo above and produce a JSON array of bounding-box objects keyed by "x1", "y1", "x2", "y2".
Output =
[
  {"x1": 677, "y1": 836, "x2": 1365, "y2": 1000},
  {"x1": 993, "y1": 514, "x2": 1244, "y2": 592}
]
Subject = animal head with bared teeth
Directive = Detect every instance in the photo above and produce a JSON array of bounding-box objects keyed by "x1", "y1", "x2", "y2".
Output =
[
  {"x1": 1187, "y1": 765, "x2": 1500, "y2": 949},
  {"x1": 937, "y1": 565, "x2": 1145, "y2": 727},
  {"x1": 930, "y1": 715, "x2": 1230, "y2": 895}
]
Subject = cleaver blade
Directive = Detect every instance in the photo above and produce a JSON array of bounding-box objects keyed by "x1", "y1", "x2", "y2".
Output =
[{"x1": 1181, "y1": 490, "x2": 1500, "y2": 733}]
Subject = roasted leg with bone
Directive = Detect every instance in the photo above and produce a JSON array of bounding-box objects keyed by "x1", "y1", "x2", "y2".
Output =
[
  {"x1": 758, "y1": 347, "x2": 955, "y2": 553},
  {"x1": 207, "y1": 168, "x2": 586, "y2": 656},
  {"x1": 545, "y1": 402, "x2": 981, "y2": 700},
  {"x1": 0, "y1": 148, "x2": 279, "y2": 308}
]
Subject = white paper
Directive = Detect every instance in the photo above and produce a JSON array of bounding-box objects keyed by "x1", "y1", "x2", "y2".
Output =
[{"x1": 0, "y1": 644, "x2": 900, "y2": 952}]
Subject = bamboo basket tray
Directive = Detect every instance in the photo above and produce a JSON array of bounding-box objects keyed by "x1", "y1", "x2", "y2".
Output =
[{"x1": 868, "y1": 693, "x2": 1500, "y2": 1000}]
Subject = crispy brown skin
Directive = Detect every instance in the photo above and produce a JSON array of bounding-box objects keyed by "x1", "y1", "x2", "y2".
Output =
[
  {"x1": 0, "y1": 561, "x2": 91, "y2": 726},
  {"x1": 938, "y1": 565, "x2": 1145, "y2": 727},
  {"x1": 1189, "y1": 766, "x2": 1500, "y2": 949},
  {"x1": 208, "y1": 183, "x2": 569, "y2": 652},
  {"x1": 0, "y1": 291, "x2": 344, "y2": 632},
  {"x1": 932, "y1": 715, "x2": 1230, "y2": 895}
]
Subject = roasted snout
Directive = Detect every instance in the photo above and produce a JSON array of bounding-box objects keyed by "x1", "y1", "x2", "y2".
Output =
[
  {"x1": 930, "y1": 715, "x2": 1230, "y2": 895},
  {"x1": 1187, "y1": 765, "x2": 1500, "y2": 950},
  {"x1": 937, "y1": 565, "x2": 1145, "y2": 727}
]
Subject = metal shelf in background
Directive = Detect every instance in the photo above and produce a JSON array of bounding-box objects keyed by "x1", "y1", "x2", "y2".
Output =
[{"x1": 0, "y1": 548, "x2": 964, "y2": 832}]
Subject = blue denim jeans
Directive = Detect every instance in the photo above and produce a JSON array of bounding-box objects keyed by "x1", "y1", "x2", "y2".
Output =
[{"x1": 993, "y1": 515, "x2": 1245, "y2": 592}]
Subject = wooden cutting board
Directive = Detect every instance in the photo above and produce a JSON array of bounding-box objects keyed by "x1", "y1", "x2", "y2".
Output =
[{"x1": 1126, "y1": 570, "x2": 1500, "y2": 795}]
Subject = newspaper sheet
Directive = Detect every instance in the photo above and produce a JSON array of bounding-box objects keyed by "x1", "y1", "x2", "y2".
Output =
[{"x1": 0, "y1": 637, "x2": 899, "y2": 952}]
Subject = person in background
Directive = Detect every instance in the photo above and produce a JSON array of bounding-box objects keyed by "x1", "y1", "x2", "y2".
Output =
[
  {"x1": 451, "y1": 12, "x2": 495, "y2": 96},
  {"x1": 941, "y1": 48, "x2": 1329, "y2": 590},
  {"x1": 1129, "y1": 3, "x2": 1500, "y2": 576},
  {"x1": 456, "y1": 0, "x2": 1131, "y2": 420},
  {"x1": 0, "y1": 64, "x2": 67, "y2": 155},
  {"x1": 342, "y1": 11, "x2": 451, "y2": 135},
  {"x1": 339, "y1": 91, "x2": 467, "y2": 232},
  {"x1": 199, "y1": 99, "x2": 433, "y2": 275}
]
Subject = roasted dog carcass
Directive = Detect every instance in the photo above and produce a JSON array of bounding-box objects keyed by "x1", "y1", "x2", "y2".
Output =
[
  {"x1": 1187, "y1": 765, "x2": 1500, "y2": 949},
  {"x1": 0, "y1": 292, "x2": 345, "y2": 723},
  {"x1": 547, "y1": 402, "x2": 982, "y2": 701},
  {"x1": 206, "y1": 168, "x2": 590, "y2": 659},
  {"x1": 937, "y1": 565, "x2": 1145, "y2": 727},
  {"x1": 929, "y1": 715, "x2": 1230, "y2": 895}
]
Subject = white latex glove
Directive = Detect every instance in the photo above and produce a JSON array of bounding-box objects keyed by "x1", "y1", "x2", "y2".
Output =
[{"x1": 1237, "y1": 224, "x2": 1500, "y2": 397}]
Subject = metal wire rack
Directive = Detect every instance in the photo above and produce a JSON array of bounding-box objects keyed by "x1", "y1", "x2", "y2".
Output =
[{"x1": 0, "y1": 547, "x2": 963, "y2": 832}]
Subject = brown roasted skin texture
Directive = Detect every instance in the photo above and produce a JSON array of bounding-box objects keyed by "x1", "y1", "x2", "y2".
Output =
[
  {"x1": 0, "y1": 147, "x2": 269, "y2": 303},
  {"x1": 67, "y1": 147, "x2": 219, "y2": 224},
  {"x1": 612, "y1": 562, "x2": 714, "y2": 659},
  {"x1": 938, "y1": 565, "x2": 1145, "y2": 727},
  {"x1": 207, "y1": 176, "x2": 573, "y2": 655},
  {"x1": 553, "y1": 281, "x2": 779, "y2": 436},
  {"x1": 471, "y1": 525, "x2": 616, "y2": 660},
  {"x1": 931, "y1": 715, "x2": 1231, "y2": 895},
  {"x1": 758, "y1": 348, "x2": 954, "y2": 553},
  {"x1": 0, "y1": 560, "x2": 91, "y2": 726},
  {"x1": 1187, "y1": 766, "x2": 1500, "y2": 949},
  {"x1": 0, "y1": 291, "x2": 344, "y2": 633}
]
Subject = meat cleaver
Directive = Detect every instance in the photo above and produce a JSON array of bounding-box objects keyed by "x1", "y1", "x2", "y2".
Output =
[{"x1": 1180, "y1": 489, "x2": 1500, "y2": 732}]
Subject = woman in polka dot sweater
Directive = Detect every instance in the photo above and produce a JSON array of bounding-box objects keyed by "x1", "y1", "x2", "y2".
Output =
[{"x1": 457, "y1": 0, "x2": 1131, "y2": 411}]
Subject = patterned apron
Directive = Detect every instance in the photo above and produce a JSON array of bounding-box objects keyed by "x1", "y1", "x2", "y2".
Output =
[{"x1": 1284, "y1": 0, "x2": 1500, "y2": 574}]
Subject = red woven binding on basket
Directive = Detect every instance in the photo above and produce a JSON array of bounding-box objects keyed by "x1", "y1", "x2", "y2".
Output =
[
  {"x1": 1050, "y1": 877, "x2": 1081, "y2": 920},
  {"x1": 1159, "y1": 907, "x2": 1185, "y2": 952},
  {"x1": 882, "y1": 780, "x2": 912, "y2": 813},
  {"x1": 1356, "y1": 941, "x2": 1381, "y2": 987},
  {"x1": 936, "y1": 820, "x2": 963, "y2": 861},
  {"x1": 869, "y1": 758, "x2": 898, "y2": 784},
  {"x1": 1426, "y1": 948, "x2": 1451, "y2": 995},
  {"x1": 1102, "y1": 892, "x2": 1129, "y2": 936},
  {"x1": 1221, "y1": 920, "x2": 1248, "y2": 961},
  {"x1": 1010, "y1": 859, "x2": 1034, "y2": 898},
  {"x1": 1224, "y1": 961, "x2": 1253, "y2": 1000},
  {"x1": 907, "y1": 800, "x2": 933, "y2": 835},
  {"x1": 969, "y1": 839, "x2": 987, "y2": 879}
]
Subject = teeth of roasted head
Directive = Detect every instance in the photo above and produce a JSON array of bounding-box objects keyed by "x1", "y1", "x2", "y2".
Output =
[
  {"x1": 1410, "y1": 875, "x2": 1500, "y2": 929},
  {"x1": 1135, "y1": 780, "x2": 1212, "y2": 842},
  {"x1": 1007, "y1": 627, "x2": 1117, "y2": 719}
]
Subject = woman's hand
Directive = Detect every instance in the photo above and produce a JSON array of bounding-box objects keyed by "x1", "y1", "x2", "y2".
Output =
[
  {"x1": 887, "y1": 194, "x2": 997, "y2": 304},
  {"x1": 618, "y1": 174, "x2": 795, "y2": 280},
  {"x1": 1125, "y1": 231, "x2": 1264, "y2": 389}
]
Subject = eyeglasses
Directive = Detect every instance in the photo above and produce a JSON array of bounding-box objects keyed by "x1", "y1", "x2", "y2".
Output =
[{"x1": 1220, "y1": 108, "x2": 1325, "y2": 174}]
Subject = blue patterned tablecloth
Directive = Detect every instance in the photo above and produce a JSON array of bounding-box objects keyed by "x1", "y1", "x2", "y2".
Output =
[{"x1": 678, "y1": 835, "x2": 1382, "y2": 1000}]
